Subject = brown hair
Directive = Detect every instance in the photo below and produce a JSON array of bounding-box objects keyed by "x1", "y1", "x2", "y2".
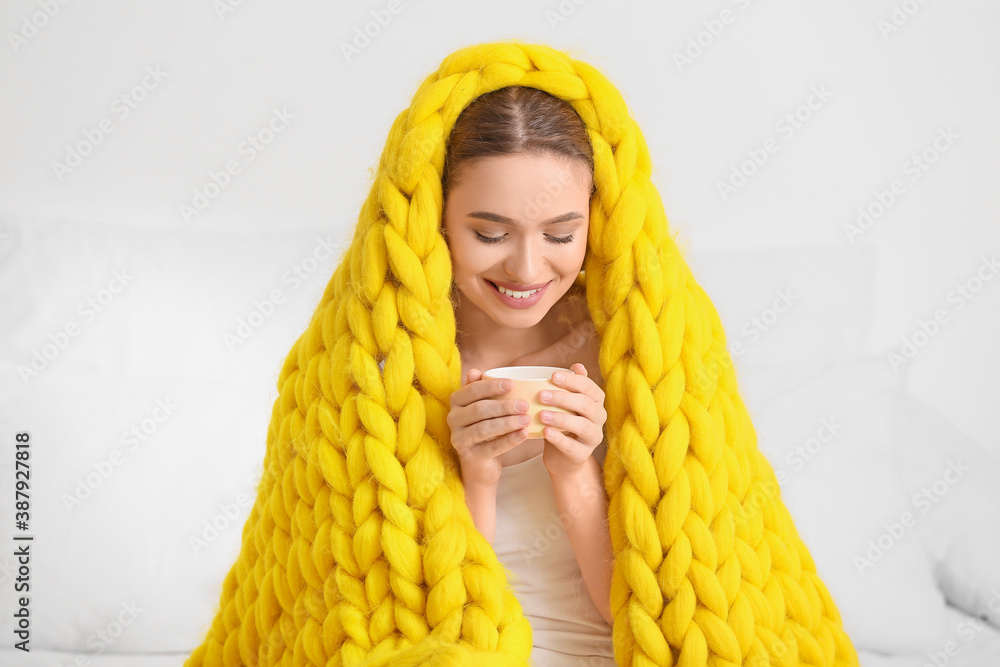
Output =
[{"x1": 442, "y1": 85, "x2": 595, "y2": 204}]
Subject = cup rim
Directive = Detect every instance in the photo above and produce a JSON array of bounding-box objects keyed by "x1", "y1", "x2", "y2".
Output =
[{"x1": 481, "y1": 365, "x2": 571, "y2": 380}]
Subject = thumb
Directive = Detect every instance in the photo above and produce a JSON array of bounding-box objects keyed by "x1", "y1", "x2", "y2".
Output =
[{"x1": 465, "y1": 368, "x2": 482, "y2": 386}]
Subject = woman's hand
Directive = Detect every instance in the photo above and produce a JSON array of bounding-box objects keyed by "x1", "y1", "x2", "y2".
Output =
[
  {"x1": 538, "y1": 363, "x2": 608, "y2": 479},
  {"x1": 447, "y1": 368, "x2": 532, "y2": 489}
]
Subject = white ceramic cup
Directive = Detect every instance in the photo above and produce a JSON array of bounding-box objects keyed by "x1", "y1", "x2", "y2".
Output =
[{"x1": 481, "y1": 365, "x2": 574, "y2": 439}]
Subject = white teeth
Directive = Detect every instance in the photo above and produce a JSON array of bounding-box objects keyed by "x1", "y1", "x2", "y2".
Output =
[{"x1": 492, "y1": 282, "x2": 540, "y2": 298}]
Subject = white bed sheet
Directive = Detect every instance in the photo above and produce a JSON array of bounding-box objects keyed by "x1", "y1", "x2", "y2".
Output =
[{"x1": 4, "y1": 606, "x2": 999, "y2": 667}]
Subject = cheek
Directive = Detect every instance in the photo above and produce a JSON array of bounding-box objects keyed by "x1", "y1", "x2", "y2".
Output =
[
  {"x1": 449, "y1": 251, "x2": 484, "y2": 285},
  {"x1": 566, "y1": 245, "x2": 588, "y2": 270}
]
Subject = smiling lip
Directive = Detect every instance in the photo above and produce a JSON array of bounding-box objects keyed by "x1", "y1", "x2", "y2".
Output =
[
  {"x1": 486, "y1": 278, "x2": 549, "y2": 308},
  {"x1": 489, "y1": 279, "x2": 549, "y2": 291}
]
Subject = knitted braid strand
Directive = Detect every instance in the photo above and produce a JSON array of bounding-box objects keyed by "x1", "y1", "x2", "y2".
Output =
[{"x1": 183, "y1": 40, "x2": 861, "y2": 667}]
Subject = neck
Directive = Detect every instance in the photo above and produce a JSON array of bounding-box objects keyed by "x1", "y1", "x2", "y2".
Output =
[{"x1": 453, "y1": 286, "x2": 560, "y2": 364}]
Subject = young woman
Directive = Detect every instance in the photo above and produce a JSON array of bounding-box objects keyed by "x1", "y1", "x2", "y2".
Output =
[
  {"x1": 441, "y1": 85, "x2": 616, "y2": 666},
  {"x1": 186, "y1": 44, "x2": 859, "y2": 667}
]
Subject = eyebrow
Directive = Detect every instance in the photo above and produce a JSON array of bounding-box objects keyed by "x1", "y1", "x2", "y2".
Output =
[{"x1": 464, "y1": 211, "x2": 584, "y2": 226}]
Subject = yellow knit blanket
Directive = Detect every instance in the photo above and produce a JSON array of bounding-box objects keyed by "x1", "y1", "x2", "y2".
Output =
[{"x1": 184, "y1": 40, "x2": 860, "y2": 667}]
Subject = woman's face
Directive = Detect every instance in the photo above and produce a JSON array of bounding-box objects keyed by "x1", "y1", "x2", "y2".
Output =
[{"x1": 443, "y1": 152, "x2": 592, "y2": 329}]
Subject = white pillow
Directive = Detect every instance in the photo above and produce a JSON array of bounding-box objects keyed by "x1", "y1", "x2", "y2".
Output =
[
  {"x1": 894, "y1": 393, "x2": 1000, "y2": 631},
  {"x1": 746, "y1": 356, "x2": 953, "y2": 654},
  {"x1": 0, "y1": 214, "x2": 346, "y2": 651}
]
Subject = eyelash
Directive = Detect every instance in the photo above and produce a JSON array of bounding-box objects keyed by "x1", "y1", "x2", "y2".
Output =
[{"x1": 475, "y1": 231, "x2": 576, "y2": 245}]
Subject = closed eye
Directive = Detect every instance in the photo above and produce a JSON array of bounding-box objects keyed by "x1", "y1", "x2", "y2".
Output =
[{"x1": 475, "y1": 231, "x2": 575, "y2": 245}]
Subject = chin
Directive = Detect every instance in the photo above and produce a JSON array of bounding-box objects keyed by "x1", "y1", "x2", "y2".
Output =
[
  {"x1": 483, "y1": 301, "x2": 551, "y2": 325},
  {"x1": 485, "y1": 303, "x2": 550, "y2": 323}
]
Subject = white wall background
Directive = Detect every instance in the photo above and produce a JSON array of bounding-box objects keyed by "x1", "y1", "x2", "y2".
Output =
[{"x1": 2, "y1": 0, "x2": 997, "y2": 450}]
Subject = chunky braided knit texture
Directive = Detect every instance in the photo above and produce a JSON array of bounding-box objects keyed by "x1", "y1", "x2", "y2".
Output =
[{"x1": 184, "y1": 40, "x2": 860, "y2": 667}]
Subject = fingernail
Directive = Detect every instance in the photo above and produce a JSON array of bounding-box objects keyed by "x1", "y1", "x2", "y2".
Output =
[
  {"x1": 516, "y1": 400, "x2": 529, "y2": 412},
  {"x1": 518, "y1": 414, "x2": 530, "y2": 425},
  {"x1": 540, "y1": 390, "x2": 552, "y2": 401},
  {"x1": 501, "y1": 381, "x2": 512, "y2": 391},
  {"x1": 552, "y1": 373, "x2": 563, "y2": 382}
]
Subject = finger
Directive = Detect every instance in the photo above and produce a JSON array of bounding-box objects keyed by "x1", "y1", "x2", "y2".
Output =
[
  {"x1": 539, "y1": 390, "x2": 590, "y2": 422},
  {"x1": 549, "y1": 369, "x2": 605, "y2": 407},
  {"x1": 542, "y1": 424, "x2": 589, "y2": 458},
  {"x1": 542, "y1": 425, "x2": 574, "y2": 451},
  {"x1": 467, "y1": 413, "x2": 530, "y2": 450},
  {"x1": 539, "y1": 384, "x2": 606, "y2": 441},
  {"x1": 539, "y1": 407, "x2": 599, "y2": 445},
  {"x1": 455, "y1": 390, "x2": 528, "y2": 431},
  {"x1": 539, "y1": 384, "x2": 586, "y2": 420},
  {"x1": 481, "y1": 424, "x2": 530, "y2": 458},
  {"x1": 454, "y1": 374, "x2": 513, "y2": 408},
  {"x1": 538, "y1": 375, "x2": 604, "y2": 421},
  {"x1": 465, "y1": 368, "x2": 482, "y2": 385}
]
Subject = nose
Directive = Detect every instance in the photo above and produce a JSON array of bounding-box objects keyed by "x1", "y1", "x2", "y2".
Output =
[{"x1": 502, "y1": 237, "x2": 541, "y2": 282}]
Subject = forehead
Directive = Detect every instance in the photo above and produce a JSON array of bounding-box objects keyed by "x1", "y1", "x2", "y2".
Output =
[
  {"x1": 454, "y1": 152, "x2": 590, "y2": 182},
  {"x1": 446, "y1": 153, "x2": 593, "y2": 213}
]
